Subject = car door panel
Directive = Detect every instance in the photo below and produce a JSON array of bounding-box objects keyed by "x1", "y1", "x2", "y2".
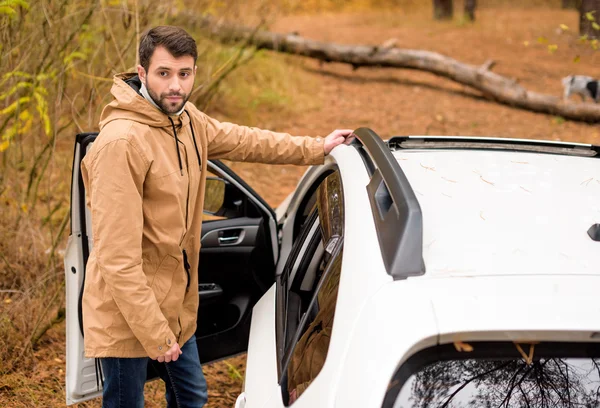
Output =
[
  {"x1": 242, "y1": 285, "x2": 281, "y2": 408},
  {"x1": 240, "y1": 165, "x2": 340, "y2": 408},
  {"x1": 201, "y1": 218, "x2": 261, "y2": 247},
  {"x1": 65, "y1": 133, "x2": 100, "y2": 404},
  {"x1": 196, "y1": 216, "x2": 275, "y2": 362},
  {"x1": 65, "y1": 132, "x2": 279, "y2": 404}
]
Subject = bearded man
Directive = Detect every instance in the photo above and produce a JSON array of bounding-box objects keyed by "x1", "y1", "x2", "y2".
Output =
[{"x1": 81, "y1": 25, "x2": 353, "y2": 408}]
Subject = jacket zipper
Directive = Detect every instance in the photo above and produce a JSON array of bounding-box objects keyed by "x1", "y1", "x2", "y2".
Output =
[
  {"x1": 176, "y1": 137, "x2": 191, "y2": 245},
  {"x1": 183, "y1": 125, "x2": 193, "y2": 235},
  {"x1": 185, "y1": 158, "x2": 190, "y2": 233}
]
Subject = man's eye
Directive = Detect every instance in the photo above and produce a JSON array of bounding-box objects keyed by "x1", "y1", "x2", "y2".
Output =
[
  {"x1": 159, "y1": 72, "x2": 168, "y2": 77},
  {"x1": 180, "y1": 73, "x2": 189, "y2": 77}
]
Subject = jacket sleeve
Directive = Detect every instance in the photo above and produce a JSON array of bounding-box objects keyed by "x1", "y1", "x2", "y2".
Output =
[
  {"x1": 203, "y1": 113, "x2": 325, "y2": 165},
  {"x1": 83, "y1": 137, "x2": 176, "y2": 359}
]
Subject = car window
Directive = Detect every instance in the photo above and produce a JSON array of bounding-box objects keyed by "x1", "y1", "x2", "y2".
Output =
[
  {"x1": 202, "y1": 169, "x2": 226, "y2": 220},
  {"x1": 292, "y1": 170, "x2": 334, "y2": 241},
  {"x1": 276, "y1": 171, "x2": 344, "y2": 404},
  {"x1": 202, "y1": 168, "x2": 265, "y2": 220},
  {"x1": 383, "y1": 342, "x2": 600, "y2": 408}
]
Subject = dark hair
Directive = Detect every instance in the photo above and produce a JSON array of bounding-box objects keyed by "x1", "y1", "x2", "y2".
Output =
[{"x1": 139, "y1": 26, "x2": 198, "y2": 72}]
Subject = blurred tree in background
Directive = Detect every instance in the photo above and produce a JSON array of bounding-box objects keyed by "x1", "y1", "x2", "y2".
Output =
[
  {"x1": 563, "y1": 0, "x2": 581, "y2": 8},
  {"x1": 432, "y1": 0, "x2": 477, "y2": 22},
  {"x1": 464, "y1": 0, "x2": 476, "y2": 20},
  {"x1": 0, "y1": 0, "x2": 271, "y2": 374},
  {"x1": 580, "y1": 0, "x2": 600, "y2": 38},
  {"x1": 433, "y1": 0, "x2": 453, "y2": 19}
]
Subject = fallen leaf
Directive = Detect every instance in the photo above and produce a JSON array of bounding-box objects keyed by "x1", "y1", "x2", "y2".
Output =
[
  {"x1": 586, "y1": 11, "x2": 596, "y2": 22},
  {"x1": 454, "y1": 341, "x2": 474, "y2": 352}
]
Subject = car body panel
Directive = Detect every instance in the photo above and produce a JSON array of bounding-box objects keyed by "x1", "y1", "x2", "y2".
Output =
[
  {"x1": 244, "y1": 284, "x2": 279, "y2": 406},
  {"x1": 393, "y1": 149, "x2": 600, "y2": 277},
  {"x1": 65, "y1": 232, "x2": 102, "y2": 404},
  {"x1": 335, "y1": 274, "x2": 600, "y2": 407},
  {"x1": 65, "y1": 136, "x2": 101, "y2": 405},
  {"x1": 238, "y1": 137, "x2": 600, "y2": 408},
  {"x1": 283, "y1": 145, "x2": 395, "y2": 407},
  {"x1": 430, "y1": 275, "x2": 600, "y2": 342},
  {"x1": 243, "y1": 145, "x2": 393, "y2": 408}
]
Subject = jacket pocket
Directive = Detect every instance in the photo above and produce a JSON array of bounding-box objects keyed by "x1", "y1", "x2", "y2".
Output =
[
  {"x1": 151, "y1": 254, "x2": 179, "y2": 305},
  {"x1": 182, "y1": 249, "x2": 191, "y2": 292}
]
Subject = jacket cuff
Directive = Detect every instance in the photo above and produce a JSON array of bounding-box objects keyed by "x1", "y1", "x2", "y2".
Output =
[
  {"x1": 309, "y1": 136, "x2": 325, "y2": 165},
  {"x1": 145, "y1": 331, "x2": 177, "y2": 359}
]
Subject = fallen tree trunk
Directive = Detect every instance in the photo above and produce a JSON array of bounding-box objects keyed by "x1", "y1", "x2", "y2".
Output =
[{"x1": 190, "y1": 16, "x2": 600, "y2": 122}]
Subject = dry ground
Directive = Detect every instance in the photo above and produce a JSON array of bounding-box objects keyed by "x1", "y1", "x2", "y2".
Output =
[{"x1": 2, "y1": 5, "x2": 600, "y2": 408}]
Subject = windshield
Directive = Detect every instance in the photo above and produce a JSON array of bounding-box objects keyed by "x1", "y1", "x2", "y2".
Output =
[{"x1": 386, "y1": 342, "x2": 600, "y2": 408}]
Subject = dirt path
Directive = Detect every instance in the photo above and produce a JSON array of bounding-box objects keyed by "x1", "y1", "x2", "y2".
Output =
[
  {"x1": 227, "y1": 7, "x2": 600, "y2": 208},
  {"x1": 10, "y1": 7, "x2": 600, "y2": 408}
]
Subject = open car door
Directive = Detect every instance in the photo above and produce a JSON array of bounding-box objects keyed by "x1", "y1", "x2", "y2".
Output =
[{"x1": 65, "y1": 133, "x2": 280, "y2": 405}]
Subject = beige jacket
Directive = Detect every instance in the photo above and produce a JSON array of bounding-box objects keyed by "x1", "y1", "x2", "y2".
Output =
[{"x1": 81, "y1": 73, "x2": 324, "y2": 359}]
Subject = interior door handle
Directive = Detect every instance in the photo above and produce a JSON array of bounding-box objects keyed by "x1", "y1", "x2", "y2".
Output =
[
  {"x1": 218, "y1": 236, "x2": 239, "y2": 244},
  {"x1": 201, "y1": 225, "x2": 257, "y2": 247},
  {"x1": 217, "y1": 228, "x2": 244, "y2": 245}
]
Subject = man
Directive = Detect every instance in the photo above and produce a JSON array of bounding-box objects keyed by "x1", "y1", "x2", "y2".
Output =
[{"x1": 80, "y1": 25, "x2": 353, "y2": 408}]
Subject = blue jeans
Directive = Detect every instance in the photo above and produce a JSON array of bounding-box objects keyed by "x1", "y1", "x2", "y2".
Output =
[{"x1": 100, "y1": 335, "x2": 208, "y2": 408}]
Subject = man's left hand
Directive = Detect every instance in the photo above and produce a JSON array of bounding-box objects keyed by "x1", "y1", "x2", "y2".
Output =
[{"x1": 323, "y1": 129, "x2": 355, "y2": 155}]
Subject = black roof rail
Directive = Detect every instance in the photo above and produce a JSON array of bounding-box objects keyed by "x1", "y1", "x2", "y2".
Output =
[
  {"x1": 388, "y1": 136, "x2": 600, "y2": 157},
  {"x1": 350, "y1": 128, "x2": 425, "y2": 280}
]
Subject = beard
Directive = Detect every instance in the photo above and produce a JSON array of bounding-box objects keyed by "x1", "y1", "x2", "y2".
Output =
[{"x1": 145, "y1": 80, "x2": 190, "y2": 115}]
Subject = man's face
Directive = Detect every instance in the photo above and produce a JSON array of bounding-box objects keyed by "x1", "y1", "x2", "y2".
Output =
[{"x1": 137, "y1": 46, "x2": 196, "y2": 114}]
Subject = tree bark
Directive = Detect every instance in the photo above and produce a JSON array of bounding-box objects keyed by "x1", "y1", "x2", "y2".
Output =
[
  {"x1": 464, "y1": 0, "x2": 476, "y2": 21},
  {"x1": 191, "y1": 16, "x2": 600, "y2": 122},
  {"x1": 434, "y1": 0, "x2": 453, "y2": 20},
  {"x1": 563, "y1": 0, "x2": 581, "y2": 8},
  {"x1": 580, "y1": 0, "x2": 600, "y2": 38}
]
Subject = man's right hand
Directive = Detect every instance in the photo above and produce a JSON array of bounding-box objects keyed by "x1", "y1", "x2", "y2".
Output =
[{"x1": 155, "y1": 342, "x2": 183, "y2": 363}]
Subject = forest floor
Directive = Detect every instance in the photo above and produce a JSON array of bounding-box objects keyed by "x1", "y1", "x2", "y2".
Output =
[{"x1": 2, "y1": 5, "x2": 599, "y2": 408}]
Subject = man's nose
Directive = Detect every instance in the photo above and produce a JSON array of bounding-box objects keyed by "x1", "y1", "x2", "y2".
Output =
[{"x1": 168, "y1": 77, "x2": 182, "y2": 92}]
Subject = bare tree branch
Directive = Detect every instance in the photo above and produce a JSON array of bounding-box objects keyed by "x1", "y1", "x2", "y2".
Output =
[{"x1": 191, "y1": 15, "x2": 600, "y2": 123}]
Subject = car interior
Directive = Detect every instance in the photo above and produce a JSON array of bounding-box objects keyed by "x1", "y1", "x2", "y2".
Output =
[
  {"x1": 284, "y1": 210, "x2": 325, "y2": 352},
  {"x1": 193, "y1": 164, "x2": 279, "y2": 364}
]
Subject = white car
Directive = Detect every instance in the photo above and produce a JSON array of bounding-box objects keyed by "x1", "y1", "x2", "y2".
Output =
[{"x1": 66, "y1": 128, "x2": 600, "y2": 407}]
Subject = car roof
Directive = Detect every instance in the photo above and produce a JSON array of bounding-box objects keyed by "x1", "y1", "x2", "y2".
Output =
[{"x1": 392, "y1": 143, "x2": 600, "y2": 277}]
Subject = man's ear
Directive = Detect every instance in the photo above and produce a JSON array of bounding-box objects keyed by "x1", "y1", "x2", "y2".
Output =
[{"x1": 137, "y1": 65, "x2": 146, "y2": 82}]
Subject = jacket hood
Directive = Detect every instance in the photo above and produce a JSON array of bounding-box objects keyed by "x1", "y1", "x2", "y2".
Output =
[{"x1": 99, "y1": 72, "x2": 190, "y2": 131}]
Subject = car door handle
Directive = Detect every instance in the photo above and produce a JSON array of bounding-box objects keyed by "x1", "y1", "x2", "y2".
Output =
[
  {"x1": 218, "y1": 236, "x2": 239, "y2": 244},
  {"x1": 201, "y1": 225, "x2": 259, "y2": 247},
  {"x1": 217, "y1": 228, "x2": 244, "y2": 246}
]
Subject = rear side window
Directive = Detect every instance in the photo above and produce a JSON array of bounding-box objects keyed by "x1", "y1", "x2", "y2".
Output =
[
  {"x1": 276, "y1": 171, "x2": 345, "y2": 404},
  {"x1": 383, "y1": 342, "x2": 600, "y2": 408}
]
